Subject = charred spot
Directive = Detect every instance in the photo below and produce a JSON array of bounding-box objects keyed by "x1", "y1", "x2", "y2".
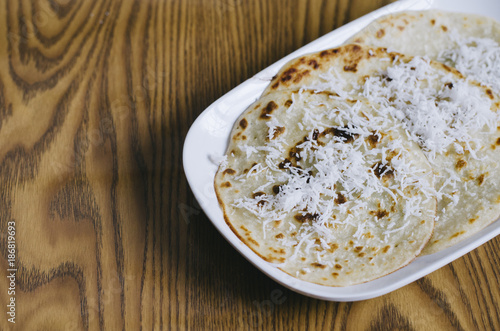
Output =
[
  {"x1": 260, "y1": 101, "x2": 278, "y2": 119},
  {"x1": 450, "y1": 231, "x2": 465, "y2": 239},
  {"x1": 278, "y1": 159, "x2": 292, "y2": 169},
  {"x1": 222, "y1": 168, "x2": 236, "y2": 176},
  {"x1": 275, "y1": 233, "x2": 285, "y2": 239},
  {"x1": 289, "y1": 147, "x2": 302, "y2": 162},
  {"x1": 381, "y1": 74, "x2": 393, "y2": 82},
  {"x1": 328, "y1": 243, "x2": 339, "y2": 253},
  {"x1": 312, "y1": 129, "x2": 319, "y2": 140},
  {"x1": 334, "y1": 193, "x2": 347, "y2": 205},
  {"x1": 367, "y1": 132, "x2": 382, "y2": 148},
  {"x1": 311, "y1": 262, "x2": 327, "y2": 269},
  {"x1": 431, "y1": 19, "x2": 436, "y2": 25},
  {"x1": 271, "y1": 81, "x2": 279, "y2": 89},
  {"x1": 372, "y1": 162, "x2": 394, "y2": 180},
  {"x1": 486, "y1": 89, "x2": 494, "y2": 100},
  {"x1": 445, "y1": 82, "x2": 454, "y2": 89},
  {"x1": 308, "y1": 59, "x2": 320, "y2": 69},
  {"x1": 272, "y1": 185, "x2": 282, "y2": 194},
  {"x1": 370, "y1": 209, "x2": 389, "y2": 219},
  {"x1": 294, "y1": 213, "x2": 320, "y2": 223},
  {"x1": 477, "y1": 173, "x2": 486, "y2": 185},
  {"x1": 241, "y1": 135, "x2": 247, "y2": 140},
  {"x1": 455, "y1": 159, "x2": 467, "y2": 170},
  {"x1": 376, "y1": 28, "x2": 385, "y2": 38},
  {"x1": 280, "y1": 67, "x2": 298, "y2": 82},
  {"x1": 334, "y1": 264, "x2": 343, "y2": 269},
  {"x1": 239, "y1": 118, "x2": 248, "y2": 129},
  {"x1": 354, "y1": 246, "x2": 363, "y2": 253},
  {"x1": 321, "y1": 126, "x2": 359, "y2": 143},
  {"x1": 441, "y1": 25, "x2": 448, "y2": 32},
  {"x1": 320, "y1": 50, "x2": 329, "y2": 57},
  {"x1": 344, "y1": 64, "x2": 358, "y2": 72},
  {"x1": 221, "y1": 182, "x2": 232, "y2": 188},
  {"x1": 284, "y1": 99, "x2": 293, "y2": 107},
  {"x1": 271, "y1": 126, "x2": 285, "y2": 139},
  {"x1": 252, "y1": 192, "x2": 265, "y2": 198},
  {"x1": 497, "y1": 137, "x2": 500, "y2": 145},
  {"x1": 299, "y1": 57, "x2": 306, "y2": 63},
  {"x1": 292, "y1": 69, "x2": 311, "y2": 83},
  {"x1": 352, "y1": 45, "x2": 361, "y2": 52}
]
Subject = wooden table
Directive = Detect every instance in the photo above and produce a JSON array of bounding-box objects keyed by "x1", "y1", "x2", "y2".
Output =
[{"x1": 1, "y1": 0, "x2": 499, "y2": 329}]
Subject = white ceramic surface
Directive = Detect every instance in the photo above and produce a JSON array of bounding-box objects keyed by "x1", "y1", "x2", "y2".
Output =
[{"x1": 183, "y1": 0, "x2": 500, "y2": 301}]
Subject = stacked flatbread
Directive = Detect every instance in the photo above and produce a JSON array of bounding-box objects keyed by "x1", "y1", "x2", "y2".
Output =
[{"x1": 215, "y1": 11, "x2": 500, "y2": 286}]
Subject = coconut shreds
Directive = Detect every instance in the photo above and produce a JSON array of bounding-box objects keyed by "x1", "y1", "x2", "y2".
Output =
[
  {"x1": 226, "y1": 43, "x2": 500, "y2": 266},
  {"x1": 232, "y1": 90, "x2": 435, "y2": 257},
  {"x1": 438, "y1": 32, "x2": 500, "y2": 94}
]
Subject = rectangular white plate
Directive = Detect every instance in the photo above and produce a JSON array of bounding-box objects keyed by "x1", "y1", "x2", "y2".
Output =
[{"x1": 183, "y1": 0, "x2": 500, "y2": 301}]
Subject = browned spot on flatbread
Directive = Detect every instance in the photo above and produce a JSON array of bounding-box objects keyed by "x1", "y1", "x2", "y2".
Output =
[
  {"x1": 221, "y1": 181, "x2": 232, "y2": 188},
  {"x1": 292, "y1": 70, "x2": 310, "y2": 83},
  {"x1": 248, "y1": 238, "x2": 260, "y2": 246},
  {"x1": 275, "y1": 233, "x2": 284, "y2": 239},
  {"x1": 272, "y1": 185, "x2": 282, "y2": 194},
  {"x1": 486, "y1": 89, "x2": 494, "y2": 100},
  {"x1": 280, "y1": 67, "x2": 298, "y2": 83},
  {"x1": 372, "y1": 162, "x2": 394, "y2": 180},
  {"x1": 445, "y1": 82, "x2": 454, "y2": 89},
  {"x1": 367, "y1": 132, "x2": 382, "y2": 148},
  {"x1": 284, "y1": 99, "x2": 293, "y2": 107},
  {"x1": 358, "y1": 253, "x2": 366, "y2": 257},
  {"x1": 431, "y1": 19, "x2": 436, "y2": 25},
  {"x1": 271, "y1": 126, "x2": 285, "y2": 139},
  {"x1": 332, "y1": 272, "x2": 339, "y2": 277},
  {"x1": 469, "y1": 216, "x2": 478, "y2": 224},
  {"x1": 308, "y1": 59, "x2": 320, "y2": 69},
  {"x1": 239, "y1": 118, "x2": 248, "y2": 129},
  {"x1": 376, "y1": 28, "x2": 385, "y2": 38},
  {"x1": 311, "y1": 262, "x2": 327, "y2": 269},
  {"x1": 382, "y1": 245, "x2": 390, "y2": 253},
  {"x1": 252, "y1": 192, "x2": 265, "y2": 198},
  {"x1": 455, "y1": 159, "x2": 467, "y2": 170},
  {"x1": 370, "y1": 209, "x2": 389, "y2": 219},
  {"x1": 269, "y1": 247, "x2": 285, "y2": 254},
  {"x1": 222, "y1": 168, "x2": 236, "y2": 176},
  {"x1": 321, "y1": 126, "x2": 359, "y2": 143},
  {"x1": 477, "y1": 173, "x2": 487, "y2": 185},
  {"x1": 334, "y1": 264, "x2": 342, "y2": 269},
  {"x1": 260, "y1": 101, "x2": 278, "y2": 119},
  {"x1": 294, "y1": 213, "x2": 319, "y2": 223},
  {"x1": 397, "y1": 25, "x2": 404, "y2": 31},
  {"x1": 279, "y1": 159, "x2": 292, "y2": 169},
  {"x1": 450, "y1": 231, "x2": 465, "y2": 239},
  {"x1": 344, "y1": 64, "x2": 357, "y2": 72},
  {"x1": 334, "y1": 193, "x2": 347, "y2": 205},
  {"x1": 328, "y1": 243, "x2": 339, "y2": 253},
  {"x1": 441, "y1": 25, "x2": 448, "y2": 32},
  {"x1": 273, "y1": 220, "x2": 282, "y2": 228},
  {"x1": 496, "y1": 137, "x2": 500, "y2": 145},
  {"x1": 271, "y1": 81, "x2": 279, "y2": 89},
  {"x1": 354, "y1": 246, "x2": 363, "y2": 253}
]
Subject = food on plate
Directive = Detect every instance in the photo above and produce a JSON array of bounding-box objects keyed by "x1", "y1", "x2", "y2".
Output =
[
  {"x1": 214, "y1": 11, "x2": 500, "y2": 286},
  {"x1": 214, "y1": 89, "x2": 436, "y2": 286},
  {"x1": 347, "y1": 10, "x2": 500, "y2": 94},
  {"x1": 263, "y1": 43, "x2": 500, "y2": 254}
]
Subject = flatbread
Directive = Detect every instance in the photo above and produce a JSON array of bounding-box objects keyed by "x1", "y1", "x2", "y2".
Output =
[
  {"x1": 346, "y1": 10, "x2": 500, "y2": 94},
  {"x1": 215, "y1": 90, "x2": 436, "y2": 286},
  {"x1": 262, "y1": 44, "x2": 500, "y2": 254}
]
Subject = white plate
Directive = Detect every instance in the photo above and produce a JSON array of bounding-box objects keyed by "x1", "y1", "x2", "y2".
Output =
[{"x1": 183, "y1": 0, "x2": 500, "y2": 301}]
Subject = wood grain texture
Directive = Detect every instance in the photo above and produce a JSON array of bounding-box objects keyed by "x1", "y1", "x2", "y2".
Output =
[{"x1": 0, "y1": 0, "x2": 499, "y2": 329}]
